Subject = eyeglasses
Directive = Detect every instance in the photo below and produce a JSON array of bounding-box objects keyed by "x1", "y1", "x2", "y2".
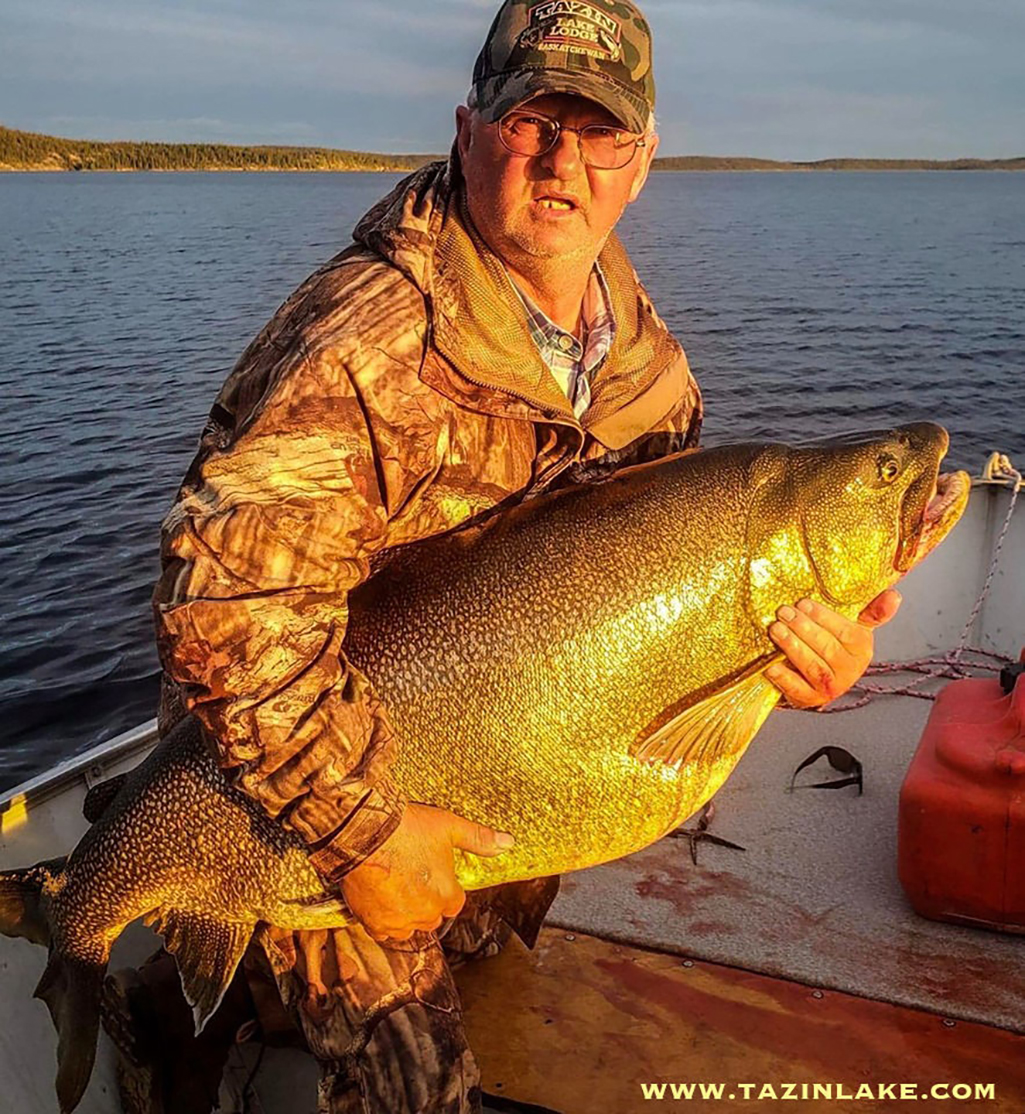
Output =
[
  {"x1": 498, "y1": 110, "x2": 646, "y2": 171},
  {"x1": 789, "y1": 746, "x2": 864, "y2": 795}
]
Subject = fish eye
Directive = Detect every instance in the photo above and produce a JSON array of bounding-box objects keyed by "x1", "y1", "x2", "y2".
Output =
[{"x1": 877, "y1": 454, "x2": 900, "y2": 483}]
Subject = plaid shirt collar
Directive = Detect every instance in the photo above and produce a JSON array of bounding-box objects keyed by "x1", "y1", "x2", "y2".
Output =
[{"x1": 509, "y1": 264, "x2": 617, "y2": 419}]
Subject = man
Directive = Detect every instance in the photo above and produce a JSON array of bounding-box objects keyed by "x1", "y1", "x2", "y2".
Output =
[{"x1": 150, "y1": 0, "x2": 899, "y2": 1110}]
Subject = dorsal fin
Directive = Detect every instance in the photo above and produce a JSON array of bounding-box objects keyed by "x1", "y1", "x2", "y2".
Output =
[{"x1": 82, "y1": 775, "x2": 128, "y2": 824}]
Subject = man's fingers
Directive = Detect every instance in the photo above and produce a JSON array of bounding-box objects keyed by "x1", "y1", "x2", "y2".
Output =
[
  {"x1": 765, "y1": 663, "x2": 828, "y2": 710},
  {"x1": 772, "y1": 608, "x2": 849, "y2": 666},
  {"x1": 441, "y1": 890, "x2": 467, "y2": 918},
  {"x1": 367, "y1": 925, "x2": 414, "y2": 943},
  {"x1": 783, "y1": 600, "x2": 864, "y2": 655},
  {"x1": 368, "y1": 912, "x2": 449, "y2": 943},
  {"x1": 449, "y1": 815, "x2": 515, "y2": 857},
  {"x1": 769, "y1": 617, "x2": 838, "y2": 682}
]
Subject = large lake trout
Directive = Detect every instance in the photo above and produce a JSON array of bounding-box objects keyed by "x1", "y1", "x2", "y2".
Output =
[{"x1": 0, "y1": 423, "x2": 969, "y2": 1110}]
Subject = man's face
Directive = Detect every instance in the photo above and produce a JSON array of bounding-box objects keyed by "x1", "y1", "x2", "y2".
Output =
[{"x1": 455, "y1": 92, "x2": 659, "y2": 271}]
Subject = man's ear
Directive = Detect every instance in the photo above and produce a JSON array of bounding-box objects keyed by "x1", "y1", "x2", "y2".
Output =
[
  {"x1": 627, "y1": 130, "x2": 659, "y2": 205},
  {"x1": 455, "y1": 105, "x2": 473, "y2": 164}
]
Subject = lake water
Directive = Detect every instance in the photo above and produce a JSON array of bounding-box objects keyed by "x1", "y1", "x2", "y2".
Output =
[{"x1": 1, "y1": 170, "x2": 1023, "y2": 789}]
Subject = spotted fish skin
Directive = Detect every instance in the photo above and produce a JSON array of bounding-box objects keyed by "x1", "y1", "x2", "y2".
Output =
[
  {"x1": 0, "y1": 425, "x2": 969, "y2": 1112},
  {"x1": 47, "y1": 722, "x2": 344, "y2": 948}
]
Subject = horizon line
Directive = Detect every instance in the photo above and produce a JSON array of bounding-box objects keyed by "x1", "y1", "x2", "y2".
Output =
[{"x1": 1, "y1": 124, "x2": 1022, "y2": 168}]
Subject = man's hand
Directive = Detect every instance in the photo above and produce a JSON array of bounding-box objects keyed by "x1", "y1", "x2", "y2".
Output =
[
  {"x1": 764, "y1": 589, "x2": 902, "y2": 709},
  {"x1": 340, "y1": 802, "x2": 515, "y2": 943}
]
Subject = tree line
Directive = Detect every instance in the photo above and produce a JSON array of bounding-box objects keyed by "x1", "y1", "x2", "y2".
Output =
[
  {"x1": 2, "y1": 125, "x2": 1022, "y2": 173},
  {"x1": 0, "y1": 126, "x2": 438, "y2": 171}
]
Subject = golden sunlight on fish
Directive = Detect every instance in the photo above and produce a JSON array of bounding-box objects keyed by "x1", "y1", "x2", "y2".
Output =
[{"x1": 0, "y1": 423, "x2": 969, "y2": 1111}]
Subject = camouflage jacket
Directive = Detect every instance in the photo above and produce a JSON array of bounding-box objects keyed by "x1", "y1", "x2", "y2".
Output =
[{"x1": 152, "y1": 156, "x2": 703, "y2": 884}]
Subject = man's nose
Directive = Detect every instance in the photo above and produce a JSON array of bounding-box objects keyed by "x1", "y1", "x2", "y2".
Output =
[{"x1": 539, "y1": 128, "x2": 583, "y2": 179}]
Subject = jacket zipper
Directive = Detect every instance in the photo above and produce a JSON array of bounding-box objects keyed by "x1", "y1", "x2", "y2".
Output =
[
  {"x1": 450, "y1": 365, "x2": 580, "y2": 429},
  {"x1": 431, "y1": 351, "x2": 586, "y2": 493}
]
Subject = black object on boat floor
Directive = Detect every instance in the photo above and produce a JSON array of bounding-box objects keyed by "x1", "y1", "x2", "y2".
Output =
[{"x1": 483, "y1": 1091, "x2": 565, "y2": 1113}]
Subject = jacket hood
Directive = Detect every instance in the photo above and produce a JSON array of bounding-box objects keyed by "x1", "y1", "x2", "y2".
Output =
[{"x1": 352, "y1": 157, "x2": 454, "y2": 293}]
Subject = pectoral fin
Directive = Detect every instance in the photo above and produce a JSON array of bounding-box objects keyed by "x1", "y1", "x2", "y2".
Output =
[
  {"x1": 145, "y1": 909, "x2": 252, "y2": 1036},
  {"x1": 461, "y1": 875, "x2": 561, "y2": 951},
  {"x1": 630, "y1": 668, "x2": 781, "y2": 772}
]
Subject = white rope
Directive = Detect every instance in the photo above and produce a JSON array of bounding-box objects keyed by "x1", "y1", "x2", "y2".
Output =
[
  {"x1": 813, "y1": 458, "x2": 1022, "y2": 714},
  {"x1": 952, "y1": 457, "x2": 1022, "y2": 664}
]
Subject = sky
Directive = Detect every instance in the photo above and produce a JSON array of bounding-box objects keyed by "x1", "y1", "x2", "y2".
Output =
[{"x1": 1, "y1": 0, "x2": 1022, "y2": 160}]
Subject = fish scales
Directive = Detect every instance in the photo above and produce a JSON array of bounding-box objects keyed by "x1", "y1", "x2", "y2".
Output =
[
  {"x1": 54, "y1": 726, "x2": 344, "y2": 939},
  {"x1": 345, "y1": 443, "x2": 769, "y2": 886}
]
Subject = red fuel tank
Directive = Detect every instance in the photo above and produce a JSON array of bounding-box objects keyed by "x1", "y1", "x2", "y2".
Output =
[{"x1": 898, "y1": 669, "x2": 1025, "y2": 933}]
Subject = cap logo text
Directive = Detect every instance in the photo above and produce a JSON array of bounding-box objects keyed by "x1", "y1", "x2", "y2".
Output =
[{"x1": 523, "y1": 1, "x2": 623, "y2": 61}]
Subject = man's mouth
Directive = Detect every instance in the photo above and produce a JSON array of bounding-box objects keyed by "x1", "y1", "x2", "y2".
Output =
[{"x1": 533, "y1": 194, "x2": 579, "y2": 212}]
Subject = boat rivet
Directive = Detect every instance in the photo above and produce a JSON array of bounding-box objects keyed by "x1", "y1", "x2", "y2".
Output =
[
  {"x1": 812, "y1": 990, "x2": 824, "y2": 999},
  {"x1": 682, "y1": 960, "x2": 694, "y2": 968},
  {"x1": 564, "y1": 933, "x2": 575, "y2": 942},
  {"x1": 943, "y1": 1019, "x2": 956, "y2": 1028}
]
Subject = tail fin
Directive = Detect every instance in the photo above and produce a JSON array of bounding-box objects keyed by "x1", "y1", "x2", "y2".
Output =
[
  {"x1": 0, "y1": 858, "x2": 102, "y2": 1112},
  {"x1": 35, "y1": 950, "x2": 108, "y2": 1114},
  {"x1": 0, "y1": 857, "x2": 65, "y2": 946}
]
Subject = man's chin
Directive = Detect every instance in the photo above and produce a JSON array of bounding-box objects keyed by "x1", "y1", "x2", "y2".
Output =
[{"x1": 509, "y1": 225, "x2": 596, "y2": 263}]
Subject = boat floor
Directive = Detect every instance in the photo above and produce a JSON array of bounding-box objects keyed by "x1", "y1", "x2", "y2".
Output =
[
  {"x1": 547, "y1": 681, "x2": 1025, "y2": 1035},
  {"x1": 457, "y1": 927, "x2": 1025, "y2": 1113}
]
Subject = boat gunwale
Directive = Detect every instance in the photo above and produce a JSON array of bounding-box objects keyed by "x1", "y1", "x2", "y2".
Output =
[{"x1": 0, "y1": 718, "x2": 158, "y2": 813}]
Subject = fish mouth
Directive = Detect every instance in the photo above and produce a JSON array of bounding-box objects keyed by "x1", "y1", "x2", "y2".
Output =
[{"x1": 897, "y1": 466, "x2": 971, "y2": 572}]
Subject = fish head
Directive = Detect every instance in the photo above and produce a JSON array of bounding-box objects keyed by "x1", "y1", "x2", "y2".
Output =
[{"x1": 746, "y1": 422, "x2": 970, "y2": 623}]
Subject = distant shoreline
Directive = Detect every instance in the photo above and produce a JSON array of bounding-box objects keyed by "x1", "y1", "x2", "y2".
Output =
[{"x1": 2, "y1": 125, "x2": 1022, "y2": 173}]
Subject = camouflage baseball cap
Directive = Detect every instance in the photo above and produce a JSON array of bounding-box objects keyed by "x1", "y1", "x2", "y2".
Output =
[{"x1": 472, "y1": 0, "x2": 655, "y2": 135}]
